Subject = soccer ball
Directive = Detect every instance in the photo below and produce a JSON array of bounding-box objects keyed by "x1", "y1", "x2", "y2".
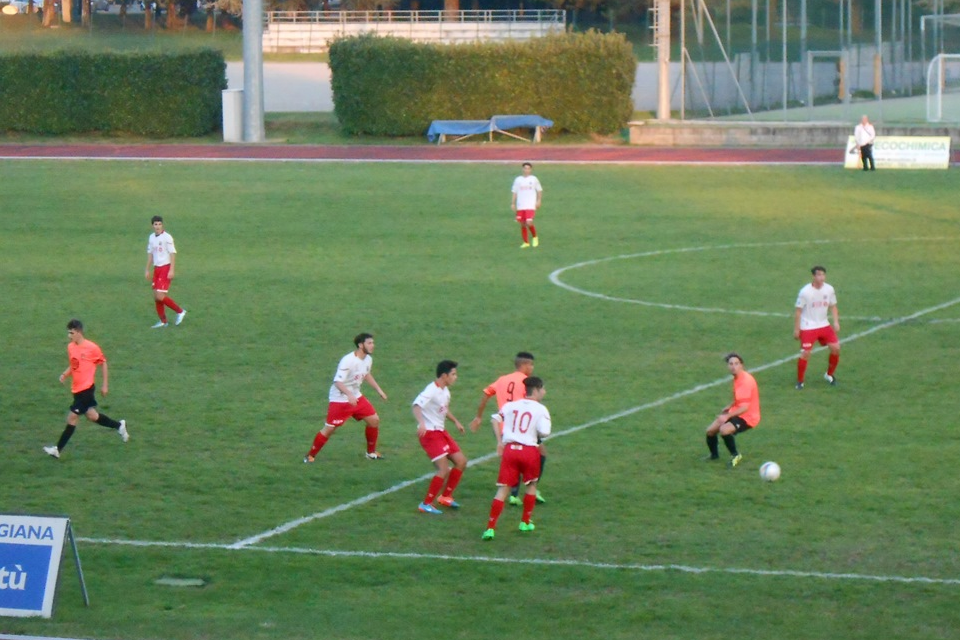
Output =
[{"x1": 759, "y1": 461, "x2": 781, "y2": 482}]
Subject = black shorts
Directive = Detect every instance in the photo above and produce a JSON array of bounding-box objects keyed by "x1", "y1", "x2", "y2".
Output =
[
  {"x1": 70, "y1": 386, "x2": 98, "y2": 415},
  {"x1": 728, "y1": 416, "x2": 753, "y2": 434}
]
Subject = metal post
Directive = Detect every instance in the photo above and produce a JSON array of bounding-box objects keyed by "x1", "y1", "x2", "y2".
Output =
[
  {"x1": 656, "y1": 0, "x2": 671, "y2": 121},
  {"x1": 781, "y1": 0, "x2": 787, "y2": 117},
  {"x1": 680, "y1": 0, "x2": 686, "y2": 119},
  {"x1": 243, "y1": 0, "x2": 265, "y2": 143},
  {"x1": 874, "y1": 0, "x2": 882, "y2": 97},
  {"x1": 751, "y1": 0, "x2": 758, "y2": 106}
]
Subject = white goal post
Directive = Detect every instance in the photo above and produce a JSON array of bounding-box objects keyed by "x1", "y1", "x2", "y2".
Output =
[{"x1": 926, "y1": 54, "x2": 960, "y2": 123}]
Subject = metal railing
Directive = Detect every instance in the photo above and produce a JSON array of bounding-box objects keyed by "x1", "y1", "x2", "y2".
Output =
[{"x1": 265, "y1": 9, "x2": 565, "y2": 26}]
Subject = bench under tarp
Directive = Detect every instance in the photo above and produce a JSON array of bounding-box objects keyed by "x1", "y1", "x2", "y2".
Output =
[{"x1": 427, "y1": 115, "x2": 553, "y2": 144}]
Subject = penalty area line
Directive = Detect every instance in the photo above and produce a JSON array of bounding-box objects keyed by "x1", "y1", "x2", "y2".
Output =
[
  {"x1": 69, "y1": 537, "x2": 960, "y2": 587},
  {"x1": 229, "y1": 294, "x2": 960, "y2": 548}
]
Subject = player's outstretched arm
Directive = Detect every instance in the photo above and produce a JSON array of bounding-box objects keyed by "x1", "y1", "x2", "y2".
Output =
[{"x1": 365, "y1": 373, "x2": 387, "y2": 400}]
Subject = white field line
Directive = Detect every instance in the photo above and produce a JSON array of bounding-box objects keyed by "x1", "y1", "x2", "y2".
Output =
[
  {"x1": 548, "y1": 237, "x2": 960, "y2": 321},
  {"x1": 69, "y1": 537, "x2": 960, "y2": 587},
  {"x1": 228, "y1": 294, "x2": 960, "y2": 548}
]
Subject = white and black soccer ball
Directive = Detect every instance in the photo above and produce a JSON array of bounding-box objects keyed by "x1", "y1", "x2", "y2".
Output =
[{"x1": 759, "y1": 461, "x2": 781, "y2": 482}]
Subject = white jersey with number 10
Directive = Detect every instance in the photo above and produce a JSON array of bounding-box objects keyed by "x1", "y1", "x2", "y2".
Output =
[{"x1": 499, "y1": 398, "x2": 551, "y2": 446}]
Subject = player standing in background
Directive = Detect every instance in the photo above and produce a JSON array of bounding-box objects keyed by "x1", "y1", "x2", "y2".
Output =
[
  {"x1": 704, "y1": 353, "x2": 760, "y2": 468},
  {"x1": 469, "y1": 352, "x2": 546, "y2": 505},
  {"x1": 794, "y1": 266, "x2": 841, "y2": 389},
  {"x1": 44, "y1": 319, "x2": 128, "y2": 459},
  {"x1": 511, "y1": 162, "x2": 542, "y2": 249},
  {"x1": 305, "y1": 333, "x2": 388, "y2": 462},
  {"x1": 146, "y1": 216, "x2": 186, "y2": 329},
  {"x1": 413, "y1": 360, "x2": 467, "y2": 514},
  {"x1": 482, "y1": 376, "x2": 551, "y2": 540}
]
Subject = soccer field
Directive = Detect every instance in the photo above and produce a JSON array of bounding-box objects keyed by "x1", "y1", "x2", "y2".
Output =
[{"x1": 2, "y1": 159, "x2": 959, "y2": 640}]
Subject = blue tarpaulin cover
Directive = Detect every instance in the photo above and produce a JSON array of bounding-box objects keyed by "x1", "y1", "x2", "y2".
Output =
[
  {"x1": 426, "y1": 120, "x2": 494, "y2": 142},
  {"x1": 426, "y1": 115, "x2": 553, "y2": 142}
]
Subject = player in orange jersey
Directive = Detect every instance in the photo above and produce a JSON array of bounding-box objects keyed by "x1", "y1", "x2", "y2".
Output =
[
  {"x1": 44, "y1": 319, "x2": 128, "y2": 460},
  {"x1": 704, "y1": 352, "x2": 760, "y2": 468},
  {"x1": 469, "y1": 352, "x2": 546, "y2": 504}
]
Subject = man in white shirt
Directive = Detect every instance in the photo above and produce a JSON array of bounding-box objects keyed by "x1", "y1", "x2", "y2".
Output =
[
  {"x1": 854, "y1": 115, "x2": 876, "y2": 171},
  {"x1": 145, "y1": 216, "x2": 186, "y2": 329},
  {"x1": 413, "y1": 360, "x2": 466, "y2": 514},
  {"x1": 794, "y1": 266, "x2": 841, "y2": 389},
  {"x1": 511, "y1": 162, "x2": 543, "y2": 249},
  {"x1": 304, "y1": 333, "x2": 389, "y2": 462},
  {"x1": 482, "y1": 376, "x2": 551, "y2": 540}
]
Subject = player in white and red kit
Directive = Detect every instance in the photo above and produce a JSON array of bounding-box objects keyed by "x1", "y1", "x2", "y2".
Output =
[
  {"x1": 413, "y1": 360, "x2": 467, "y2": 514},
  {"x1": 482, "y1": 376, "x2": 551, "y2": 540},
  {"x1": 145, "y1": 216, "x2": 186, "y2": 329},
  {"x1": 305, "y1": 333, "x2": 389, "y2": 462},
  {"x1": 510, "y1": 162, "x2": 543, "y2": 248},
  {"x1": 794, "y1": 265, "x2": 840, "y2": 389}
]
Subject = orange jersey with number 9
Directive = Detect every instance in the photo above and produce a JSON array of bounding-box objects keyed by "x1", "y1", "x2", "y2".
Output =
[{"x1": 483, "y1": 371, "x2": 529, "y2": 410}]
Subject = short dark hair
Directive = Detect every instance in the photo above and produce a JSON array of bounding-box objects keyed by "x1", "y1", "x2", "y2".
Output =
[
  {"x1": 67, "y1": 318, "x2": 84, "y2": 332},
  {"x1": 354, "y1": 333, "x2": 374, "y2": 347},
  {"x1": 151, "y1": 215, "x2": 164, "y2": 224},
  {"x1": 523, "y1": 376, "x2": 543, "y2": 395},
  {"x1": 522, "y1": 162, "x2": 532, "y2": 168},
  {"x1": 811, "y1": 265, "x2": 826, "y2": 275},
  {"x1": 515, "y1": 351, "x2": 535, "y2": 367},
  {"x1": 436, "y1": 359, "x2": 458, "y2": 378},
  {"x1": 724, "y1": 352, "x2": 743, "y2": 364}
]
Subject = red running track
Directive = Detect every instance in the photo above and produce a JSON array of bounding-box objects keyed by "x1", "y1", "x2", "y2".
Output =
[{"x1": 0, "y1": 144, "x2": 851, "y2": 164}]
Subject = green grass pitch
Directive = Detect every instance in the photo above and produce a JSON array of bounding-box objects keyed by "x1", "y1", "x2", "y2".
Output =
[{"x1": 2, "y1": 159, "x2": 959, "y2": 639}]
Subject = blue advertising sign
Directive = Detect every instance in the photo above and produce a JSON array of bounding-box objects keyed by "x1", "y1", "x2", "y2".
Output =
[{"x1": 0, "y1": 515, "x2": 69, "y2": 618}]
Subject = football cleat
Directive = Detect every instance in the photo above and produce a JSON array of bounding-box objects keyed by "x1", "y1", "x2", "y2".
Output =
[
  {"x1": 824, "y1": 373, "x2": 837, "y2": 386},
  {"x1": 519, "y1": 521, "x2": 536, "y2": 532},
  {"x1": 43, "y1": 446, "x2": 60, "y2": 459},
  {"x1": 531, "y1": 237, "x2": 539, "y2": 248},
  {"x1": 508, "y1": 495, "x2": 522, "y2": 506},
  {"x1": 175, "y1": 310, "x2": 187, "y2": 326},
  {"x1": 365, "y1": 451, "x2": 385, "y2": 460},
  {"x1": 437, "y1": 496, "x2": 460, "y2": 509},
  {"x1": 418, "y1": 502, "x2": 442, "y2": 515},
  {"x1": 118, "y1": 419, "x2": 129, "y2": 442},
  {"x1": 520, "y1": 242, "x2": 531, "y2": 249},
  {"x1": 795, "y1": 382, "x2": 804, "y2": 390},
  {"x1": 482, "y1": 528, "x2": 496, "y2": 541},
  {"x1": 151, "y1": 321, "x2": 168, "y2": 329},
  {"x1": 729, "y1": 454, "x2": 743, "y2": 468},
  {"x1": 303, "y1": 455, "x2": 316, "y2": 463},
  {"x1": 535, "y1": 490, "x2": 546, "y2": 504}
]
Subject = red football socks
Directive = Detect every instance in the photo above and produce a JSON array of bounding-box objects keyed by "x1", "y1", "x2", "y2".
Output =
[
  {"x1": 486, "y1": 498, "x2": 505, "y2": 530},
  {"x1": 365, "y1": 426, "x2": 379, "y2": 454},
  {"x1": 441, "y1": 468, "x2": 463, "y2": 498}
]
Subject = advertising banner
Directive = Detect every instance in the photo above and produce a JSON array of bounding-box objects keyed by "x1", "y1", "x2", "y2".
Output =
[
  {"x1": 845, "y1": 136, "x2": 952, "y2": 170},
  {"x1": 0, "y1": 515, "x2": 69, "y2": 618}
]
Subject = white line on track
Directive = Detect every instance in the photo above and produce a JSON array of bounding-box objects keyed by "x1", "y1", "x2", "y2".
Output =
[
  {"x1": 220, "y1": 294, "x2": 960, "y2": 548},
  {"x1": 69, "y1": 537, "x2": 960, "y2": 587}
]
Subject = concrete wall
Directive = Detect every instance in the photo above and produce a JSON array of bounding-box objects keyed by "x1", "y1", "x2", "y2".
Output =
[
  {"x1": 628, "y1": 121, "x2": 960, "y2": 147},
  {"x1": 263, "y1": 21, "x2": 563, "y2": 52}
]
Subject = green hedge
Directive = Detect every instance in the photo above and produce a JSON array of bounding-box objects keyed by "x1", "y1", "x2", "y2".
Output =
[
  {"x1": 330, "y1": 31, "x2": 636, "y2": 136},
  {"x1": 0, "y1": 50, "x2": 226, "y2": 136}
]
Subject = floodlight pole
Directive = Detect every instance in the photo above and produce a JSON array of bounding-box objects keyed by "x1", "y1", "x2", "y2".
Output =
[{"x1": 242, "y1": 0, "x2": 265, "y2": 143}]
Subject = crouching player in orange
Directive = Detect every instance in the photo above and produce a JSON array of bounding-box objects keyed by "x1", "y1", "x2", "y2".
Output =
[{"x1": 482, "y1": 376, "x2": 551, "y2": 540}]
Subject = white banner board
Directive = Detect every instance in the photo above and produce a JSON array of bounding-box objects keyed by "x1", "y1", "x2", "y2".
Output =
[
  {"x1": 0, "y1": 515, "x2": 69, "y2": 618},
  {"x1": 845, "y1": 136, "x2": 952, "y2": 170}
]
